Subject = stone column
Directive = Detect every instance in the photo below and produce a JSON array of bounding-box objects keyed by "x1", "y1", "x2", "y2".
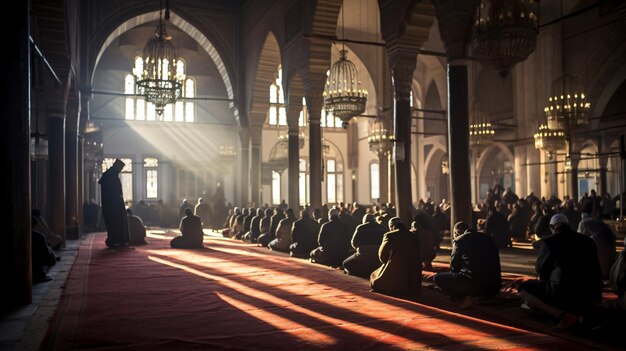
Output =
[
  {"x1": 65, "y1": 104, "x2": 79, "y2": 240},
  {"x1": 3, "y1": 0, "x2": 31, "y2": 309},
  {"x1": 47, "y1": 96, "x2": 67, "y2": 245},
  {"x1": 598, "y1": 155, "x2": 608, "y2": 197},
  {"x1": 435, "y1": 0, "x2": 478, "y2": 227},
  {"x1": 378, "y1": 152, "x2": 389, "y2": 204},
  {"x1": 306, "y1": 91, "x2": 323, "y2": 210},
  {"x1": 569, "y1": 154, "x2": 580, "y2": 200},
  {"x1": 239, "y1": 129, "x2": 250, "y2": 206},
  {"x1": 250, "y1": 141, "x2": 261, "y2": 208},
  {"x1": 389, "y1": 54, "x2": 416, "y2": 225},
  {"x1": 286, "y1": 103, "x2": 302, "y2": 210}
]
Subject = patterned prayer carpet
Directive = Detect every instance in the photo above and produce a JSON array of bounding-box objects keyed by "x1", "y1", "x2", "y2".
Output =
[{"x1": 40, "y1": 230, "x2": 616, "y2": 350}]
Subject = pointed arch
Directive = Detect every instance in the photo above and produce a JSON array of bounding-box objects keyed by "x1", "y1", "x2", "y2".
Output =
[
  {"x1": 92, "y1": 10, "x2": 239, "y2": 124},
  {"x1": 249, "y1": 31, "x2": 282, "y2": 128}
]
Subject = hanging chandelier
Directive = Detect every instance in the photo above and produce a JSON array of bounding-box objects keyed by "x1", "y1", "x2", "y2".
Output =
[
  {"x1": 323, "y1": 49, "x2": 368, "y2": 129},
  {"x1": 533, "y1": 124, "x2": 566, "y2": 160},
  {"x1": 218, "y1": 145, "x2": 237, "y2": 165},
  {"x1": 544, "y1": 74, "x2": 590, "y2": 131},
  {"x1": 472, "y1": 0, "x2": 539, "y2": 77},
  {"x1": 135, "y1": 3, "x2": 184, "y2": 116},
  {"x1": 278, "y1": 132, "x2": 306, "y2": 149},
  {"x1": 469, "y1": 110, "x2": 495, "y2": 156},
  {"x1": 268, "y1": 141, "x2": 288, "y2": 174},
  {"x1": 367, "y1": 118, "x2": 391, "y2": 158}
]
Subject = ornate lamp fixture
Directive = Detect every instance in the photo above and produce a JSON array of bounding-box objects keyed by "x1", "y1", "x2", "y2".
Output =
[
  {"x1": 533, "y1": 124, "x2": 566, "y2": 160},
  {"x1": 218, "y1": 145, "x2": 237, "y2": 165},
  {"x1": 268, "y1": 141, "x2": 288, "y2": 174},
  {"x1": 469, "y1": 109, "x2": 495, "y2": 156},
  {"x1": 535, "y1": 75, "x2": 589, "y2": 160},
  {"x1": 544, "y1": 74, "x2": 590, "y2": 131},
  {"x1": 323, "y1": 50, "x2": 368, "y2": 129},
  {"x1": 278, "y1": 132, "x2": 305, "y2": 149},
  {"x1": 367, "y1": 118, "x2": 391, "y2": 157},
  {"x1": 441, "y1": 158, "x2": 449, "y2": 175},
  {"x1": 84, "y1": 140, "x2": 104, "y2": 169},
  {"x1": 472, "y1": 0, "x2": 539, "y2": 77},
  {"x1": 135, "y1": 1, "x2": 184, "y2": 116}
]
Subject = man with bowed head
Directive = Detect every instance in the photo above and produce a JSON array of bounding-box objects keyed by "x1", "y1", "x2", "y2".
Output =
[
  {"x1": 517, "y1": 213, "x2": 602, "y2": 329},
  {"x1": 370, "y1": 217, "x2": 421, "y2": 295},
  {"x1": 171, "y1": 208, "x2": 205, "y2": 249},
  {"x1": 99, "y1": 158, "x2": 130, "y2": 248},
  {"x1": 434, "y1": 221, "x2": 501, "y2": 308}
]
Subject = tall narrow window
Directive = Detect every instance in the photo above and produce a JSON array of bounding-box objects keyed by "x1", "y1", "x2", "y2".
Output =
[
  {"x1": 272, "y1": 171, "x2": 281, "y2": 205},
  {"x1": 326, "y1": 159, "x2": 337, "y2": 204},
  {"x1": 370, "y1": 162, "x2": 380, "y2": 200},
  {"x1": 126, "y1": 57, "x2": 193, "y2": 122},
  {"x1": 268, "y1": 67, "x2": 287, "y2": 126},
  {"x1": 144, "y1": 157, "x2": 159, "y2": 199},
  {"x1": 299, "y1": 158, "x2": 308, "y2": 205}
]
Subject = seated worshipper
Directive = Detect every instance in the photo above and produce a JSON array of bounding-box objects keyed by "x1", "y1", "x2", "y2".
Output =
[
  {"x1": 239, "y1": 207, "x2": 256, "y2": 240},
  {"x1": 268, "y1": 208, "x2": 296, "y2": 252},
  {"x1": 434, "y1": 221, "x2": 501, "y2": 308},
  {"x1": 578, "y1": 216, "x2": 616, "y2": 279},
  {"x1": 290, "y1": 210, "x2": 321, "y2": 258},
  {"x1": 32, "y1": 216, "x2": 58, "y2": 283},
  {"x1": 608, "y1": 243, "x2": 626, "y2": 310},
  {"x1": 533, "y1": 204, "x2": 555, "y2": 242},
  {"x1": 126, "y1": 208, "x2": 148, "y2": 245},
  {"x1": 370, "y1": 217, "x2": 421, "y2": 295},
  {"x1": 194, "y1": 198, "x2": 212, "y2": 229},
  {"x1": 485, "y1": 206, "x2": 511, "y2": 248},
  {"x1": 342, "y1": 214, "x2": 386, "y2": 279},
  {"x1": 259, "y1": 208, "x2": 285, "y2": 247},
  {"x1": 221, "y1": 209, "x2": 234, "y2": 237},
  {"x1": 170, "y1": 208, "x2": 205, "y2": 249},
  {"x1": 243, "y1": 208, "x2": 262, "y2": 242},
  {"x1": 410, "y1": 219, "x2": 437, "y2": 270},
  {"x1": 310, "y1": 208, "x2": 351, "y2": 267},
  {"x1": 233, "y1": 207, "x2": 249, "y2": 239},
  {"x1": 517, "y1": 214, "x2": 603, "y2": 329},
  {"x1": 256, "y1": 208, "x2": 273, "y2": 243},
  {"x1": 32, "y1": 208, "x2": 63, "y2": 249}
]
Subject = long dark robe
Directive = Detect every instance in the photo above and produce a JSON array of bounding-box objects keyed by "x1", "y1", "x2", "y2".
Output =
[{"x1": 98, "y1": 164, "x2": 130, "y2": 247}]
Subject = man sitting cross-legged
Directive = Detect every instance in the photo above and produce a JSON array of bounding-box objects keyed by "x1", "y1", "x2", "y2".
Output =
[
  {"x1": 434, "y1": 221, "x2": 501, "y2": 309},
  {"x1": 170, "y1": 208, "x2": 205, "y2": 249},
  {"x1": 517, "y1": 214, "x2": 602, "y2": 329},
  {"x1": 342, "y1": 214, "x2": 386, "y2": 279}
]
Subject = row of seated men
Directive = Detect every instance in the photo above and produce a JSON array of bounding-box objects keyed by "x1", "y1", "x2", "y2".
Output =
[{"x1": 216, "y1": 205, "x2": 625, "y2": 331}]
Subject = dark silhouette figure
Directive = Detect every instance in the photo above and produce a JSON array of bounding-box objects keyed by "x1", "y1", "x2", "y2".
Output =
[
  {"x1": 434, "y1": 221, "x2": 501, "y2": 308},
  {"x1": 32, "y1": 216, "x2": 57, "y2": 283},
  {"x1": 171, "y1": 208, "x2": 204, "y2": 249},
  {"x1": 98, "y1": 159, "x2": 130, "y2": 248}
]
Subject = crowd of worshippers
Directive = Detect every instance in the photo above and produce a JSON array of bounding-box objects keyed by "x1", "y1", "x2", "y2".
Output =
[{"x1": 211, "y1": 192, "x2": 624, "y2": 330}]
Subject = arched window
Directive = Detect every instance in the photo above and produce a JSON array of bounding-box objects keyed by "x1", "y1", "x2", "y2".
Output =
[
  {"x1": 144, "y1": 157, "x2": 159, "y2": 199},
  {"x1": 125, "y1": 57, "x2": 194, "y2": 122},
  {"x1": 325, "y1": 158, "x2": 343, "y2": 204},
  {"x1": 370, "y1": 161, "x2": 380, "y2": 201},
  {"x1": 299, "y1": 158, "x2": 309, "y2": 205},
  {"x1": 272, "y1": 171, "x2": 281, "y2": 205},
  {"x1": 268, "y1": 68, "x2": 308, "y2": 127}
]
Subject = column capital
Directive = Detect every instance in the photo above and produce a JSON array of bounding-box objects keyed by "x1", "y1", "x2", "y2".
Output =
[
  {"x1": 286, "y1": 102, "x2": 302, "y2": 131},
  {"x1": 434, "y1": 0, "x2": 479, "y2": 60},
  {"x1": 305, "y1": 91, "x2": 323, "y2": 122},
  {"x1": 389, "y1": 54, "x2": 417, "y2": 101}
]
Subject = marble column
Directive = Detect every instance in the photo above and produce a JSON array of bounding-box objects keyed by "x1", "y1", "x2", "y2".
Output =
[
  {"x1": 569, "y1": 154, "x2": 580, "y2": 201},
  {"x1": 239, "y1": 130, "x2": 250, "y2": 206},
  {"x1": 47, "y1": 102, "x2": 67, "y2": 244},
  {"x1": 389, "y1": 55, "x2": 416, "y2": 225},
  {"x1": 446, "y1": 62, "x2": 473, "y2": 226},
  {"x1": 65, "y1": 108, "x2": 79, "y2": 239},
  {"x1": 250, "y1": 141, "x2": 261, "y2": 208},
  {"x1": 3, "y1": 0, "x2": 31, "y2": 309},
  {"x1": 306, "y1": 92, "x2": 323, "y2": 210},
  {"x1": 435, "y1": 0, "x2": 478, "y2": 227},
  {"x1": 287, "y1": 103, "x2": 302, "y2": 210}
]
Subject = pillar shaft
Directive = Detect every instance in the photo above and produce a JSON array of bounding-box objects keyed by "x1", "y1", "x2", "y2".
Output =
[
  {"x1": 66, "y1": 128, "x2": 79, "y2": 239},
  {"x1": 378, "y1": 153, "x2": 389, "y2": 204},
  {"x1": 48, "y1": 116, "x2": 66, "y2": 243},
  {"x1": 2, "y1": 0, "x2": 31, "y2": 309},
  {"x1": 250, "y1": 142, "x2": 261, "y2": 207},
  {"x1": 447, "y1": 63, "x2": 472, "y2": 226},
  {"x1": 306, "y1": 92, "x2": 323, "y2": 209}
]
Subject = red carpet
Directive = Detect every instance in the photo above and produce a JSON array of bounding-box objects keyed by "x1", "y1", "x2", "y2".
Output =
[{"x1": 41, "y1": 231, "x2": 609, "y2": 350}]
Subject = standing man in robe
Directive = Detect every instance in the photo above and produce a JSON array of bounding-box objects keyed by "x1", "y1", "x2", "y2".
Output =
[{"x1": 99, "y1": 159, "x2": 130, "y2": 248}]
